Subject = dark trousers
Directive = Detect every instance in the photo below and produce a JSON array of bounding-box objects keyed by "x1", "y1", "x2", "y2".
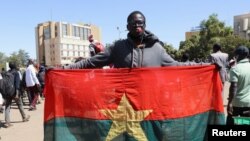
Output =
[
  {"x1": 226, "y1": 107, "x2": 250, "y2": 125},
  {"x1": 5, "y1": 96, "x2": 26, "y2": 123},
  {"x1": 28, "y1": 85, "x2": 39, "y2": 108}
]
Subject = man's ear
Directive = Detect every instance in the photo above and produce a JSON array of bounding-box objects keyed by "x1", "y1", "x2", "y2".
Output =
[{"x1": 126, "y1": 24, "x2": 129, "y2": 31}]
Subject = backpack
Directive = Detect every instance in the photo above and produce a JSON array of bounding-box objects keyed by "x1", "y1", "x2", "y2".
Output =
[{"x1": 0, "y1": 72, "x2": 15, "y2": 99}]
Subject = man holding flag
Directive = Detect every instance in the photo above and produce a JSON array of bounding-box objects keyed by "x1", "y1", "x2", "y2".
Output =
[{"x1": 45, "y1": 11, "x2": 224, "y2": 141}]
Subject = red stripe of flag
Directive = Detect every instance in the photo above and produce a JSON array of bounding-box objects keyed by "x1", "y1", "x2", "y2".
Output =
[{"x1": 44, "y1": 65, "x2": 223, "y2": 122}]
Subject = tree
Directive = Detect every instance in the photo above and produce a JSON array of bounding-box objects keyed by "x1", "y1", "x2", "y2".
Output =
[
  {"x1": 178, "y1": 35, "x2": 200, "y2": 61},
  {"x1": 17, "y1": 49, "x2": 30, "y2": 66},
  {"x1": 178, "y1": 14, "x2": 250, "y2": 61},
  {"x1": 0, "y1": 52, "x2": 7, "y2": 69},
  {"x1": 220, "y1": 35, "x2": 250, "y2": 59},
  {"x1": 199, "y1": 14, "x2": 234, "y2": 59},
  {"x1": 7, "y1": 49, "x2": 30, "y2": 68},
  {"x1": 161, "y1": 42, "x2": 178, "y2": 59}
]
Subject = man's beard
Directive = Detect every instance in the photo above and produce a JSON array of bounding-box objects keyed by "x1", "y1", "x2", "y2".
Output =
[{"x1": 128, "y1": 32, "x2": 144, "y2": 42}]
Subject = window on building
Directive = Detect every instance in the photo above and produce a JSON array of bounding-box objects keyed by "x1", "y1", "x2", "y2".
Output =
[
  {"x1": 73, "y1": 26, "x2": 80, "y2": 37},
  {"x1": 79, "y1": 45, "x2": 83, "y2": 50},
  {"x1": 80, "y1": 51, "x2": 84, "y2": 56},
  {"x1": 62, "y1": 24, "x2": 67, "y2": 36},
  {"x1": 62, "y1": 51, "x2": 67, "y2": 56},
  {"x1": 68, "y1": 44, "x2": 73, "y2": 50},
  {"x1": 44, "y1": 26, "x2": 51, "y2": 40},
  {"x1": 83, "y1": 28, "x2": 88, "y2": 40},
  {"x1": 69, "y1": 51, "x2": 73, "y2": 57},
  {"x1": 87, "y1": 28, "x2": 91, "y2": 38},
  {"x1": 85, "y1": 52, "x2": 89, "y2": 57},
  {"x1": 80, "y1": 27, "x2": 84, "y2": 40},
  {"x1": 55, "y1": 26, "x2": 58, "y2": 37},
  {"x1": 84, "y1": 45, "x2": 88, "y2": 52},
  {"x1": 62, "y1": 44, "x2": 67, "y2": 50}
]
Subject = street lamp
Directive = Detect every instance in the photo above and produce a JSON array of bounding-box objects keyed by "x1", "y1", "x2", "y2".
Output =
[
  {"x1": 116, "y1": 27, "x2": 121, "y2": 39},
  {"x1": 116, "y1": 26, "x2": 127, "y2": 39}
]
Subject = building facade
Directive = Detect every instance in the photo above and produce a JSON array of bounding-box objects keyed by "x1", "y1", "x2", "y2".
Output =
[
  {"x1": 185, "y1": 31, "x2": 200, "y2": 40},
  {"x1": 234, "y1": 13, "x2": 250, "y2": 40},
  {"x1": 35, "y1": 21, "x2": 102, "y2": 66},
  {"x1": 185, "y1": 26, "x2": 201, "y2": 40}
]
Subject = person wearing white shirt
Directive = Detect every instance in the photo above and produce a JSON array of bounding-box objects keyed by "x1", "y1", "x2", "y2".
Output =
[{"x1": 25, "y1": 59, "x2": 40, "y2": 110}]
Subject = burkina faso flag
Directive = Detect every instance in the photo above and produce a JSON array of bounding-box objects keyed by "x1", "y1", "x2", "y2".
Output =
[{"x1": 44, "y1": 65, "x2": 225, "y2": 141}]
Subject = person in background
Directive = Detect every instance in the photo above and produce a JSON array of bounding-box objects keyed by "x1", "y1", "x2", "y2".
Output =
[
  {"x1": 1, "y1": 68, "x2": 6, "y2": 73},
  {"x1": 0, "y1": 73, "x2": 3, "y2": 113},
  {"x1": 20, "y1": 69, "x2": 30, "y2": 105},
  {"x1": 0, "y1": 69, "x2": 4, "y2": 113},
  {"x1": 0, "y1": 91, "x2": 3, "y2": 114},
  {"x1": 227, "y1": 46, "x2": 250, "y2": 125},
  {"x1": 209, "y1": 43, "x2": 229, "y2": 86},
  {"x1": 37, "y1": 65, "x2": 45, "y2": 98},
  {"x1": 88, "y1": 34, "x2": 105, "y2": 57},
  {"x1": 181, "y1": 52, "x2": 196, "y2": 65},
  {"x1": 3, "y1": 62, "x2": 30, "y2": 128},
  {"x1": 25, "y1": 59, "x2": 40, "y2": 111}
]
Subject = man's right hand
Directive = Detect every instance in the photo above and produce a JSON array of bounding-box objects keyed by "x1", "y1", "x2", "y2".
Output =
[{"x1": 229, "y1": 59, "x2": 236, "y2": 67}]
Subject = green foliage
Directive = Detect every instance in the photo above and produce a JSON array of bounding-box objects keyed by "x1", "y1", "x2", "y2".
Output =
[
  {"x1": 0, "y1": 52, "x2": 7, "y2": 69},
  {"x1": 178, "y1": 35, "x2": 201, "y2": 60},
  {"x1": 162, "y1": 42, "x2": 178, "y2": 59},
  {"x1": 220, "y1": 35, "x2": 250, "y2": 59},
  {"x1": 0, "y1": 49, "x2": 30, "y2": 70},
  {"x1": 178, "y1": 13, "x2": 250, "y2": 61}
]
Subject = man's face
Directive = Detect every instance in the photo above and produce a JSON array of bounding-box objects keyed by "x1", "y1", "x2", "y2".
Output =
[{"x1": 127, "y1": 13, "x2": 145, "y2": 38}]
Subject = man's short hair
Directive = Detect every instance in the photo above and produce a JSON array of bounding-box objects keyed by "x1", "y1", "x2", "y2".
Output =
[
  {"x1": 182, "y1": 53, "x2": 190, "y2": 62},
  {"x1": 127, "y1": 11, "x2": 146, "y2": 23},
  {"x1": 9, "y1": 62, "x2": 17, "y2": 69},
  {"x1": 27, "y1": 59, "x2": 34, "y2": 65},
  {"x1": 234, "y1": 46, "x2": 249, "y2": 57},
  {"x1": 213, "y1": 43, "x2": 221, "y2": 51}
]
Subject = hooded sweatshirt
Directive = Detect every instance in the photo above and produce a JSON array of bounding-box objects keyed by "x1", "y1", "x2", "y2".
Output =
[{"x1": 66, "y1": 30, "x2": 181, "y2": 69}]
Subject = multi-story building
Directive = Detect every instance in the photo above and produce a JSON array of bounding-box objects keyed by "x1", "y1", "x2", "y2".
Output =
[
  {"x1": 185, "y1": 26, "x2": 201, "y2": 40},
  {"x1": 234, "y1": 13, "x2": 250, "y2": 40},
  {"x1": 185, "y1": 31, "x2": 200, "y2": 40},
  {"x1": 35, "y1": 21, "x2": 102, "y2": 66}
]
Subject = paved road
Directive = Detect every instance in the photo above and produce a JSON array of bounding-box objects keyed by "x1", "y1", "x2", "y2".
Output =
[{"x1": 0, "y1": 98, "x2": 44, "y2": 141}]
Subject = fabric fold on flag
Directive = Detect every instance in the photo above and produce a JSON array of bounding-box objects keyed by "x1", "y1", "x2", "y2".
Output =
[{"x1": 44, "y1": 65, "x2": 225, "y2": 141}]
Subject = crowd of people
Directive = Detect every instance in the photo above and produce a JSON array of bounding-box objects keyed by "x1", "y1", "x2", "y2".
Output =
[
  {"x1": 0, "y1": 10, "x2": 249, "y2": 130},
  {"x1": 0, "y1": 59, "x2": 45, "y2": 128}
]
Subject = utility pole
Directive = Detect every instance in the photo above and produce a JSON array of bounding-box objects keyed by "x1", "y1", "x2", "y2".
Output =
[
  {"x1": 116, "y1": 26, "x2": 127, "y2": 39},
  {"x1": 117, "y1": 26, "x2": 121, "y2": 39}
]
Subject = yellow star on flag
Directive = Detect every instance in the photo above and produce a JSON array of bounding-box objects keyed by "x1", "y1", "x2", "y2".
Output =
[{"x1": 99, "y1": 94, "x2": 153, "y2": 141}]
